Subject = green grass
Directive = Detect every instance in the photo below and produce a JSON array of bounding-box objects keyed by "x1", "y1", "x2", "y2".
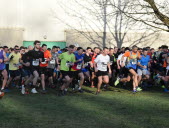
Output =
[{"x1": 0, "y1": 86, "x2": 169, "y2": 128}]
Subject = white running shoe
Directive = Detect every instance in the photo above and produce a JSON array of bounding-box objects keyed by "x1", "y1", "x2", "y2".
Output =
[
  {"x1": 21, "y1": 85, "x2": 25, "y2": 95},
  {"x1": 31, "y1": 88, "x2": 38, "y2": 94}
]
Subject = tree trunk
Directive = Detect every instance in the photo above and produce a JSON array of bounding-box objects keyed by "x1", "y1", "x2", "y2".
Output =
[{"x1": 103, "y1": 0, "x2": 107, "y2": 48}]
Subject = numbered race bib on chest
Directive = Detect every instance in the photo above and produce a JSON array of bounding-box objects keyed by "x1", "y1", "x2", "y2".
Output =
[
  {"x1": 131, "y1": 59, "x2": 137, "y2": 65},
  {"x1": 13, "y1": 63, "x2": 20, "y2": 68},
  {"x1": 101, "y1": 62, "x2": 107, "y2": 70},
  {"x1": 76, "y1": 63, "x2": 82, "y2": 69},
  {"x1": 32, "y1": 59, "x2": 39, "y2": 66},
  {"x1": 50, "y1": 59, "x2": 55, "y2": 65},
  {"x1": 41, "y1": 58, "x2": 47, "y2": 64},
  {"x1": 84, "y1": 62, "x2": 89, "y2": 67},
  {"x1": 66, "y1": 61, "x2": 71, "y2": 67}
]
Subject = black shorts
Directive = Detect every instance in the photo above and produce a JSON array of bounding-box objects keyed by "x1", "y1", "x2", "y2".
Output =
[
  {"x1": 60, "y1": 70, "x2": 73, "y2": 78},
  {"x1": 96, "y1": 70, "x2": 108, "y2": 77},
  {"x1": 120, "y1": 67, "x2": 129, "y2": 77},
  {"x1": 31, "y1": 67, "x2": 40, "y2": 75},
  {"x1": 9, "y1": 70, "x2": 21, "y2": 78},
  {"x1": 46, "y1": 68, "x2": 54, "y2": 77},
  {"x1": 39, "y1": 67, "x2": 47, "y2": 75},
  {"x1": 126, "y1": 67, "x2": 137, "y2": 73},
  {"x1": 72, "y1": 70, "x2": 83, "y2": 78},
  {"x1": 22, "y1": 69, "x2": 31, "y2": 77},
  {"x1": 0, "y1": 69, "x2": 5, "y2": 75}
]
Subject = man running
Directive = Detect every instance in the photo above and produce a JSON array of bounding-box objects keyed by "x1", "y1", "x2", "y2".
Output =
[
  {"x1": 121, "y1": 45, "x2": 141, "y2": 93},
  {"x1": 137, "y1": 48, "x2": 151, "y2": 87},
  {"x1": 71, "y1": 47, "x2": 85, "y2": 92},
  {"x1": 26, "y1": 40, "x2": 44, "y2": 94},
  {"x1": 94, "y1": 47, "x2": 111, "y2": 95},
  {"x1": 6, "y1": 46, "x2": 21, "y2": 91},
  {"x1": 39, "y1": 44, "x2": 52, "y2": 93},
  {"x1": 58, "y1": 45, "x2": 76, "y2": 96},
  {"x1": 0, "y1": 47, "x2": 9, "y2": 92}
]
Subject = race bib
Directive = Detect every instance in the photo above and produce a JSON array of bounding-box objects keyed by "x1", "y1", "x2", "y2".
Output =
[
  {"x1": 13, "y1": 63, "x2": 21, "y2": 68},
  {"x1": 41, "y1": 58, "x2": 47, "y2": 64},
  {"x1": 166, "y1": 65, "x2": 169, "y2": 70},
  {"x1": 101, "y1": 62, "x2": 107, "y2": 70},
  {"x1": 50, "y1": 59, "x2": 55, "y2": 64},
  {"x1": 66, "y1": 61, "x2": 71, "y2": 67},
  {"x1": 131, "y1": 59, "x2": 137, "y2": 65},
  {"x1": 110, "y1": 61, "x2": 113, "y2": 65},
  {"x1": 84, "y1": 62, "x2": 89, "y2": 67},
  {"x1": 76, "y1": 63, "x2": 82, "y2": 69},
  {"x1": 32, "y1": 59, "x2": 39, "y2": 66}
]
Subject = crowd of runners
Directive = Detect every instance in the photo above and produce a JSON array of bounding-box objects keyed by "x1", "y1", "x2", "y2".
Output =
[{"x1": 0, "y1": 40, "x2": 169, "y2": 96}]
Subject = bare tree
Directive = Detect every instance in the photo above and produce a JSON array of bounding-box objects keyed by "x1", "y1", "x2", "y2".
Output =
[
  {"x1": 112, "y1": 0, "x2": 169, "y2": 32},
  {"x1": 54, "y1": 0, "x2": 160, "y2": 48}
]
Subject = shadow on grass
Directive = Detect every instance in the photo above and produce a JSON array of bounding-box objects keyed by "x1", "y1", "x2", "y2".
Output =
[{"x1": 0, "y1": 87, "x2": 169, "y2": 128}]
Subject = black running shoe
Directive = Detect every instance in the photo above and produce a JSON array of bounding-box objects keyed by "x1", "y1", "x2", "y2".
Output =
[{"x1": 95, "y1": 91, "x2": 100, "y2": 95}]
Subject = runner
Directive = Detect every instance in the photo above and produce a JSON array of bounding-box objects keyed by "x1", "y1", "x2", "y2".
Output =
[
  {"x1": 6, "y1": 45, "x2": 21, "y2": 91},
  {"x1": 91, "y1": 47, "x2": 100, "y2": 88},
  {"x1": 121, "y1": 45, "x2": 141, "y2": 92},
  {"x1": 0, "y1": 48, "x2": 9, "y2": 92},
  {"x1": 26, "y1": 40, "x2": 44, "y2": 94},
  {"x1": 94, "y1": 47, "x2": 111, "y2": 95},
  {"x1": 137, "y1": 48, "x2": 151, "y2": 88},
  {"x1": 58, "y1": 45, "x2": 76, "y2": 96},
  {"x1": 82, "y1": 47, "x2": 92, "y2": 86},
  {"x1": 39, "y1": 44, "x2": 52, "y2": 93},
  {"x1": 71, "y1": 47, "x2": 84, "y2": 92},
  {"x1": 47, "y1": 46, "x2": 58, "y2": 88},
  {"x1": 115, "y1": 47, "x2": 130, "y2": 86}
]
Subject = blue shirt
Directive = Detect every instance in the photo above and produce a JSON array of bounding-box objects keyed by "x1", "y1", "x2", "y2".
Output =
[
  {"x1": 138, "y1": 55, "x2": 150, "y2": 70},
  {"x1": 74, "y1": 53, "x2": 84, "y2": 64}
]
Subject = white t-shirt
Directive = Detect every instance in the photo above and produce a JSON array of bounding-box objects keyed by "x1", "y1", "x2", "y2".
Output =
[
  {"x1": 117, "y1": 53, "x2": 127, "y2": 66},
  {"x1": 94, "y1": 54, "x2": 110, "y2": 71}
]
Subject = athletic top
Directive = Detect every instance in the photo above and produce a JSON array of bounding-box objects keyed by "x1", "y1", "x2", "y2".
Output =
[
  {"x1": 94, "y1": 54, "x2": 110, "y2": 71},
  {"x1": 0, "y1": 50, "x2": 5, "y2": 70},
  {"x1": 59, "y1": 52, "x2": 76, "y2": 71}
]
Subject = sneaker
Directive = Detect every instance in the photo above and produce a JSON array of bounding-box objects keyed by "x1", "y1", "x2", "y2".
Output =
[
  {"x1": 136, "y1": 87, "x2": 142, "y2": 92},
  {"x1": 114, "y1": 77, "x2": 120, "y2": 86},
  {"x1": 2, "y1": 88, "x2": 10, "y2": 93},
  {"x1": 51, "y1": 84, "x2": 56, "y2": 89},
  {"x1": 58, "y1": 90, "x2": 65, "y2": 96},
  {"x1": 95, "y1": 91, "x2": 100, "y2": 95},
  {"x1": 133, "y1": 89, "x2": 137, "y2": 93},
  {"x1": 31, "y1": 88, "x2": 38, "y2": 94},
  {"x1": 41, "y1": 90, "x2": 47, "y2": 94},
  {"x1": 25, "y1": 89, "x2": 30, "y2": 95},
  {"x1": 162, "y1": 85, "x2": 165, "y2": 89},
  {"x1": 12, "y1": 82, "x2": 16, "y2": 87},
  {"x1": 91, "y1": 85, "x2": 95, "y2": 88},
  {"x1": 79, "y1": 89, "x2": 84, "y2": 93},
  {"x1": 164, "y1": 88, "x2": 169, "y2": 92},
  {"x1": 21, "y1": 86, "x2": 25, "y2": 95}
]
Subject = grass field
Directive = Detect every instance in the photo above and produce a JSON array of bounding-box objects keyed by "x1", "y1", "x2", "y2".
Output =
[{"x1": 0, "y1": 86, "x2": 169, "y2": 128}]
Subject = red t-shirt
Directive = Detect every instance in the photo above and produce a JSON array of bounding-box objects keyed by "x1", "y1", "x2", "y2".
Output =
[{"x1": 40, "y1": 50, "x2": 51, "y2": 67}]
